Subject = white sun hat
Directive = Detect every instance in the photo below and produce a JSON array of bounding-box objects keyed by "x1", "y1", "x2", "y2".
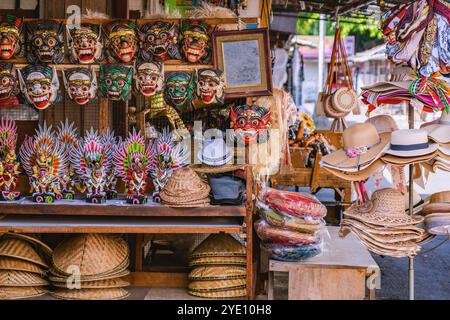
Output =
[
  {"x1": 197, "y1": 138, "x2": 234, "y2": 166},
  {"x1": 384, "y1": 129, "x2": 439, "y2": 157},
  {"x1": 422, "y1": 111, "x2": 450, "y2": 144}
]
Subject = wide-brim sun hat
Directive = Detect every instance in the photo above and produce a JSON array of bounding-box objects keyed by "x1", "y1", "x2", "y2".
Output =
[
  {"x1": 0, "y1": 238, "x2": 48, "y2": 268},
  {"x1": 384, "y1": 129, "x2": 439, "y2": 157},
  {"x1": 52, "y1": 278, "x2": 130, "y2": 289},
  {"x1": 189, "y1": 266, "x2": 246, "y2": 281},
  {"x1": 344, "y1": 188, "x2": 424, "y2": 227},
  {"x1": 189, "y1": 288, "x2": 246, "y2": 299},
  {"x1": 0, "y1": 233, "x2": 53, "y2": 257},
  {"x1": 341, "y1": 218, "x2": 425, "y2": 237},
  {"x1": 188, "y1": 278, "x2": 246, "y2": 293},
  {"x1": 190, "y1": 256, "x2": 247, "y2": 267},
  {"x1": 191, "y1": 234, "x2": 246, "y2": 259},
  {"x1": 0, "y1": 257, "x2": 46, "y2": 275},
  {"x1": 0, "y1": 270, "x2": 48, "y2": 287},
  {"x1": 323, "y1": 159, "x2": 385, "y2": 182},
  {"x1": 49, "y1": 268, "x2": 130, "y2": 283},
  {"x1": 381, "y1": 152, "x2": 436, "y2": 165},
  {"x1": 197, "y1": 138, "x2": 234, "y2": 166},
  {"x1": 424, "y1": 217, "x2": 450, "y2": 235},
  {"x1": 321, "y1": 122, "x2": 390, "y2": 169},
  {"x1": 50, "y1": 287, "x2": 130, "y2": 300},
  {"x1": 423, "y1": 191, "x2": 450, "y2": 215},
  {"x1": 0, "y1": 286, "x2": 47, "y2": 300},
  {"x1": 365, "y1": 114, "x2": 399, "y2": 133}
]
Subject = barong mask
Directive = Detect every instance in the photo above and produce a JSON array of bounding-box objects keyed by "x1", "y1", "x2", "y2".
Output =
[
  {"x1": 18, "y1": 64, "x2": 60, "y2": 110},
  {"x1": 26, "y1": 20, "x2": 65, "y2": 64},
  {"x1": 0, "y1": 15, "x2": 24, "y2": 60},
  {"x1": 0, "y1": 62, "x2": 19, "y2": 107},
  {"x1": 197, "y1": 68, "x2": 225, "y2": 105},
  {"x1": 230, "y1": 104, "x2": 272, "y2": 144},
  {"x1": 138, "y1": 21, "x2": 180, "y2": 62},
  {"x1": 134, "y1": 62, "x2": 164, "y2": 97},
  {"x1": 100, "y1": 64, "x2": 133, "y2": 101},
  {"x1": 104, "y1": 20, "x2": 138, "y2": 63},
  {"x1": 164, "y1": 72, "x2": 195, "y2": 109},
  {"x1": 63, "y1": 67, "x2": 98, "y2": 105},
  {"x1": 180, "y1": 21, "x2": 214, "y2": 64},
  {"x1": 66, "y1": 24, "x2": 103, "y2": 64}
]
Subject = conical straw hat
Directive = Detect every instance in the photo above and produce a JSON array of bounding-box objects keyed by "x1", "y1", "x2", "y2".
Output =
[
  {"x1": 188, "y1": 288, "x2": 246, "y2": 299},
  {"x1": 52, "y1": 234, "x2": 129, "y2": 277},
  {"x1": 191, "y1": 234, "x2": 246, "y2": 259},
  {"x1": 188, "y1": 278, "x2": 246, "y2": 292},
  {"x1": 0, "y1": 238, "x2": 48, "y2": 268},
  {"x1": 50, "y1": 288, "x2": 130, "y2": 300},
  {"x1": 52, "y1": 278, "x2": 130, "y2": 289},
  {"x1": 1, "y1": 233, "x2": 53, "y2": 257},
  {"x1": 0, "y1": 286, "x2": 47, "y2": 300},
  {"x1": 190, "y1": 256, "x2": 247, "y2": 267},
  {"x1": 49, "y1": 269, "x2": 130, "y2": 283},
  {"x1": 0, "y1": 257, "x2": 47, "y2": 275},
  {"x1": 189, "y1": 266, "x2": 246, "y2": 281},
  {"x1": 0, "y1": 270, "x2": 49, "y2": 286}
]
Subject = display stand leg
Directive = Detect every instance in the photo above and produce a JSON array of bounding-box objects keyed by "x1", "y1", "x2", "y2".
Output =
[
  {"x1": 409, "y1": 256, "x2": 414, "y2": 300},
  {"x1": 408, "y1": 103, "x2": 415, "y2": 301}
]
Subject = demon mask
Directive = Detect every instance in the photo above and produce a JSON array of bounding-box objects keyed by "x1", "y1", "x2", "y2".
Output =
[
  {"x1": 134, "y1": 62, "x2": 164, "y2": 97},
  {"x1": 138, "y1": 21, "x2": 180, "y2": 62},
  {"x1": 230, "y1": 104, "x2": 272, "y2": 144},
  {"x1": 66, "y1": 23, "x2": 103, "y2": 64},
  {"x1": 180, "y1": 21, "x2": 214, "y2": 64},
  {"x1": 63, "y1": 67, "x2": 98, "y2": 105},
  {"x1": 197, "y1": 68, "x2": 225, "y2": 105},
  {"x1": 100, "y1": 64, "x2": 133, "y2": 101},
  {"x1": 0, "y1": 15, "x2": 23, "y2": 60},
  {"x1": 104, "y1": 20, "x2": 138, "y2": 63},
  {"x1": 0, "y1": 63, "x2": 19, "y2": 108},
  {"x1": 164, "y1": 72, "x2": 195, "y2": 109},
  {"x1": 18, "y1": 64, "x2": 60, "y2": 110},
  {"x1": 26, "y1": 20, "x2": 65, "y2": 64}
]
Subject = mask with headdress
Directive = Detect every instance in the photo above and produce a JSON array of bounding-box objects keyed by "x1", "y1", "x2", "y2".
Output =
[
  {"x1": 134, "y1": 61, "x2": 164, "y2": 97},
  {"x1": 138, "y1": 21, "x2": 180, "y2": 62},
  {"x1": 164, "y1": 71, "x2": 195, "y2": 110},
  {"x1": 26, "y1": 20, "x2": 65, "y2": 64},
  {"x1": 100, "y1": 64, "x2": 133, "y2": 101},
  {"x1": 63, "y1": 67, "x2": 98, "y2": 105},
  {"x1": 0, "y1": 15, "x2": 23, "y2": 60},
  {"x1": 66, "y1": 23, "x2": 103, "y2": 64},
  {"x1": 230, "y1": 104, "x2": 272, "y2": 145},
  {"x1": 180, "y1": 21, "x2": 215, "y2": 64},
  {"x1": 196, "y1": 68, "x2": 225, "y2": 105},
  {"x1": 103, "y1": 20, "x2": 138, "y2": 63},
  {"x1": 0, "y1": 62, "x2": 19, "y2": 108}
]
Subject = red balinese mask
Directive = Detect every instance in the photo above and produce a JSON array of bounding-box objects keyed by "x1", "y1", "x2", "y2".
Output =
[{"x1": 230, "y1": 104, "x2": 271, "y2": 144}]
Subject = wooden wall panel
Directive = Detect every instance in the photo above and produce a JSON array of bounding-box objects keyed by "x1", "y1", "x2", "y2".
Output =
[{"x1": 43, "y1": 0, "x2": 111, "y2": 18}]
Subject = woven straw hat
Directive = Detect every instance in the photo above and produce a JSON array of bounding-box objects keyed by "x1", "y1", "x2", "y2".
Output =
[
  {"x1": 344, "y1": 188, "x2": 424, "y2": 227},
  {"x1": 188, "y1": 278, "x2": 246, "y2": 292},
  {"x1": 381, "y1": 152, "x2": 436, "y2": 165},
  {"x1": 0, "y1": 286, "x2": 47, "y2": 300},
  {"x1": 341, "y1": 218, "x2": 424, "y2": 237},
  {"x1": 0, "y1": 257, "x2": 46, "y2": 275},
  {"x1": 332, "y1": 87, "x2": 358, "y2": 112},
  {"x1": 423, "y1": 191, "x2": 450, "y2": 215},
  {"x1": 190, "y1": 163, "x2": 245, "y2": 174},
  {"x1": 161, "y1": 198, "x2": 211, "y2": 208},
  {"x1": 321, "y1": 123, "x2": 390, "y2": 169},
  {"x1": 189, "y1": 288, "x2": 246, "y2": 299},
  {"x1": 52, "y1": 278, "x2": 130, "y2": 289},
  {"x1": 49, "y1": 269, "x2": 130, "y2": 283},
  {"x1": 0, "y1": 233, "x2": 53, "y2": 257},
  {"x1": 422, "y1": 111, "x2": 450, "y2": 144},
  {"x1": 52, "y1": 234, "x2": 129, "y2": 277},
  {"x1": 323, "y1": 159, "x2": 385, "y2": 182},
  {"x1": 0, "y1": 238, "x2": 48, "y2": 268},
  {"x1": 365, "y1": 115, "x2": 399, "y2": 133},
  {"x1": 191, "y1": 234, "x2": 245, "y2": 259},
  {"x1": 189, "y1": 266, "x2": 246, "y2": 281},
  {"x1": 190, "y1": 256, "x2": 247, "y2": 267},
  {"x1": 0, "y1": 270, "x2": 48, "y2": 286},
  {"x1": 323, "y1": 94, "x2": 350, "y2": 119},
  {"x1": 385, "y1": 129, "x2": 439, "y2": 157},
  {"x1": 50, "y1": 288, "x2": 130, "y2": 300},
  {"x1": 341, "y1": 220, "x2": 421, "y2": 243},
  {"x1": 160, "y1": 167, "x2": 211, "y2": 205}
]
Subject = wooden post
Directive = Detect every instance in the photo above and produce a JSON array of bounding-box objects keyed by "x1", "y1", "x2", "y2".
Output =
[{"x1": 98, "y1": 98, "x2": 109, "y2": 134}]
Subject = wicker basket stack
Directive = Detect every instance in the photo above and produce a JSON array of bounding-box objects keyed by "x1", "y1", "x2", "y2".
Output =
[
  {"x1": 48, "y1": 234, "x2": 131, "y2": 300},
  {"x1": 188, "y1": 234, "x2": 247, "y2": 299},
  {"x1": 0, "y1": 233, "x2": 52, "y2": 299}
]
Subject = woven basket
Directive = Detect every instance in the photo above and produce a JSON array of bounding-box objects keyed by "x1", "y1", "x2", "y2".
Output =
[
  {"x1": 0, "y1": 238, "x2": 48, "y2": 268},
  {"x1": 0, "y1": 286, "x2": 47, "y2": 300},
  {"x1": 0, "y1": 270, "x2": 49, "y2": 287},
  {"x1": 190, "y1": 256, "x2": 247, "y2": 267},
  {"x1": 50, "y1": 288, "x2": 130, "y2": 300},
  {"x1": 188, "y1": 288, "x2": 246, "y2": 299},
  {"x1": 1, "y1": 233, "x2": 53, "y2": 257},
  {"x1": 52, "y1": 234, "x2": 129, "y2": 277},
  {"x1": 189, "y1": 266, "x2": 247, "y2": 281},
  {"x1": 190, "y1": 164, "x2": 245, "y2": 174},
  {"x1": 52, "y1": 278, "x2": 130, "y2": 289},
  {"x1": 191, "y1": 234, "x2": 246, "y2": 259},
  {"x1": 162, "y1": 198, "x2": 211, "y2": 208},
  {"x1": 0, "y1": 257, "x2": 47, "y2": 275},
  {"x1": 189, "y1": 278, "x2": 246, "y2": 292}
]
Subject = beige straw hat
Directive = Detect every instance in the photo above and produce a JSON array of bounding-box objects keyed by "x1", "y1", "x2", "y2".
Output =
[
  {"x1": 189, "y1": 266, "x2": 246, "y2": 281},
  {"x1": 0, "y1": 233, "x2": 53, "y2": 257},
  {"x1": 341, "y1": 220, "x2": 421, "y2": 243},
  {"x1": 332, "y1": 87, "x2": 358, "y2": 112},
  {"x1": 422, "y1": 111, "x2": 450, "y2": 144},
  {"x1": 49, "y1": 269, "x2": 130, "y2": 283},
  {"x1": 161, "y1": 198, "x2": 211, "y2": 208},
  {"x1": 190, "y1": 163, "x2": 244, "y2": 174},
  {"x1": 321, "y1": 123, "x2": 390, "y2": 169},
  {"x1": 341, "y1": 218, "x2": 424, "y2": 237},
  {"x1": 0, "y1": 238, "x2": 48, "y2": 268},
  {"x1": 0, "y1": 286, "x2": 47, "y2": 300},
  {"x1": 381, "y1": 152, "x2": 436, "y2": 165},
  {"x1": 323, "y1": 159, "x2": 385, "y2": 182},
  {"x1": 52, "y1": 278, "x2": 130, "y2": 289},
  {"x1": 189, "y1": 288, "x2": 246, "y2": 299},
  {"x1": 344, "y1": 188, "x2": 424, "y2": 227},
  {"x1": 190, "y1": 256, "x2": 247, "y2": 267},
  {"x1": 188, "y1": 278, "x2": 246, "y2": 292},
  {"x1": 0, "y1": 270, "x2": 48, "y2": 287},
  {"x1": 50, "y1": 287, "x2": 130, "y2": 300},
  {"x1": 0, "y1": 257, "x2": 46, "y2": 275},
  {"x1": 191, "y1": 234, "x2": 246, "y2": 259},
  {"x1": 365, "y1": 115, "x2": 399, "y2": 133},
  {"x1": 52, "y1": 234, "x2": 129, "y2": 277},
  {"x1": 423, "y1": 191, "x2": 450, "y2": 215}
]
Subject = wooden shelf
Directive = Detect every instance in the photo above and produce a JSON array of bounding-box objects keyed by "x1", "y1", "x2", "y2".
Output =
[{"x1": 22, "y1": 18, "x2": 259, "y2": 25}]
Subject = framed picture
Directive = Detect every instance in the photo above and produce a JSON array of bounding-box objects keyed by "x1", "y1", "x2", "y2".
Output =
[{"x1": 212, "y1": 28, "x2": 272, "y2": 99}]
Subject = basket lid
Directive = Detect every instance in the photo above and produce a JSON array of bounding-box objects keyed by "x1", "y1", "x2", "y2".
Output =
[
  {"x1": 50, "y1": 288, "x2": 130, "y2": 300},
  {"x1": 191, "y1": 234, "x2": 246, "y2": 259},
  {"x1": 0, "y1": 270, "x2": 49, "y2": 287},
  {"x1": 0, "y1": 238, "x2": 48, "y2": 268}
]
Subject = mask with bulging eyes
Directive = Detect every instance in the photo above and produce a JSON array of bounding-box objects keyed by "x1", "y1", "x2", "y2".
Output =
[
  {"x1": 230, "y1": 104, "x2": 272, "y2": 145},
  {"x1": 100, "y1": 64, "x2": 133, "y2": 101},
  {"x1": 0, "y1": 62, "x2": 20, "y2": 108},
  {"x1": 0, "y1": 15, "x2": 24, "y2": 60},
  {"x1": 104, "y1": 20, "x2": 138, "y2": 64},
  {"x1": 180, "y1": 21, "x2": 215, "y2": 64},
  {"x1": 196, "y1": 68, "x2": 225, "y2": 105},
  {"x1": 138, "y1": 21, "x2": 180, "y2": 62},
  {"x1": 26, "y1": 20, "x2": 65, "y2": 64},
  {"x1": 67, "y1": 24, "x2": 103, "y2": 64},
  {"x1": 134, "y1": 62, "x2": 164, "y2": 97},
  {"x1": 18, "y1": 64, "x2": 60, "y2": 110},
  {"x1": 164, "y1": 71, "x2": 196, "y2": 109},
  {"x1": 63, "y1": 67, "x2": 98, "y2": 105}
]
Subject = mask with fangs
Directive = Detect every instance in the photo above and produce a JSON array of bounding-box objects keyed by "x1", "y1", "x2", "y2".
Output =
[
  {"x1": 180, "y1": 21, "x2": 215, "y2": 64},
  {"x1": 63, "y1": 67, "x2": 98, "y2": 105},
  {"x1": 230, "y1": 104, "x2": 272, "y2": 145},
  {"x1": 138, "y1": 21, "x2": 181, "y2": 62},
  {"x1": 100, "y1": 64, "x2": 133, "y2": 101},
  {"x1": 26, "y1": 20, "x2": 65, "y2": 64},
  {"x1": 103, "y1": 20, "x2": 138, "y2": 64},
  {"x1": 66, "y1": 23, "x2": 103, "y2": 64},
  {"x1": 0, "y1": 63, "x2": 20, "y2": 108},
  {"x1": 134, "y1": 61, "x2": 164, "y2": 97},
  {"x1": 164, "y1": 71, "x2": 196, "y2": 110},
  {"x1": 196, "y1": 68, "x2": 225, "y2": 105},
  {"x1": 0, "y1": 15, "x2": 24, "y2": 60}
]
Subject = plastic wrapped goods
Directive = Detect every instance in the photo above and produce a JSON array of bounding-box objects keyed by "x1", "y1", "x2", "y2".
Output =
[
  {"x1": 263, "y1": 242, "x2": 322, "y2": 262},
  {"x1": 259, "y1": 187, "x2": 327, "y2": 219},
  {"x1": 254, "y1": 219, "x2": 320, "y2": 246}
]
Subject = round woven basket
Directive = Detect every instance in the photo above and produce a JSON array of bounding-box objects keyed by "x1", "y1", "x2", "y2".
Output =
[
  {"x1": 50, "y1": 288, "x2": 130, "y2": 300},
  {"x1": 52, "y1": 277, "x2": 130, "y2": 289},
  {"x1": 190, "y1": 256, "x2": 247, "y2": 267},
  {"x1": 189, "y1": 266, "x2": 247, "y2": 281},
  {"x1": 0, "y1": 238, "x2": 48, "y2": 268},
  {"x1": 52, "y1": 234, "x2": 129, "y2": 277},
  {"x1": 0, "y1": 257, "x2": 46, "y2": 275},
  {"x1": 0, "y1": 286, "x2": 47, "y2": 300},
  {"x1": 331, "y1": 87, "x2": 358, "y2": 112},
  {"x1": 188, "y1": 288, "x2": 246, "y2": 299},
  {"x1": 191, "y1": 234, "x2": 246, "y2": 259},
  {"x1": 1, "y1": 233, "x2": 53, "y2": 257},
  {"x1": 0, "y1": 270, "x2": 49, "y2": 287},
  {"x1": 189, "y1": 278, "x2": 246, "y2": 292},
  {"x1": 324, "y1": 94, "x2": 350, "y2": 119}
]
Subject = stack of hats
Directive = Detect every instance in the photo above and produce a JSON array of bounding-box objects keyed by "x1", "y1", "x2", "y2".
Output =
[
  {"x1": 208, "y1": 175, "x2": 245, "y2": 205},
  {"x1": 255, "y1": 188, "x2": 326, "y2": 262},
  {"x1": 0, "y1": 233, "x2": 51, "y2": 299},
  {"x1": 341, "y1": 188, "x2": 425, "y2": 257},
  {"x1": 421, "y1": 111, "x2": 450, "y2": 172},
  {"x1": 188, "y1": 234, "x2": 247, "y2": 299},
  {"x1": 48, "y1": 234, "x2": 130, "y2": 300},
  {"x1": 423, "y1": 191, "x2": 450, "y2": 236},
  {"x1": 381, "y1": 129, "x2": 438, "y2": 166},
  {"x1": 161, "y1": 167, "x2": 211, "y2": 207},
  {"x1": 321, "y1": 123, "x2": 389, "y2": 182}
]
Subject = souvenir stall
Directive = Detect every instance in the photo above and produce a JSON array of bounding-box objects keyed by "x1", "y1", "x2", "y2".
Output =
[{"x1": 0, "y1": 0, "x2": 276, "y2": 300}]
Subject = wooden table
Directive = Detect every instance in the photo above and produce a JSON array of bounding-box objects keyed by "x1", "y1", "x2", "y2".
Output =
[{"x1": 267, "y1": 226, "x2": 380, "y2": 300}]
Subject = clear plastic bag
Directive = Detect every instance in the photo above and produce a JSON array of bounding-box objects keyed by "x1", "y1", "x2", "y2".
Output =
[
  {"x1": 263, "y1": 242, "x2": 322, "y2": 262},
  {"x1": 254, "y1": 219, "x2": 320, "y2": 246}
]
